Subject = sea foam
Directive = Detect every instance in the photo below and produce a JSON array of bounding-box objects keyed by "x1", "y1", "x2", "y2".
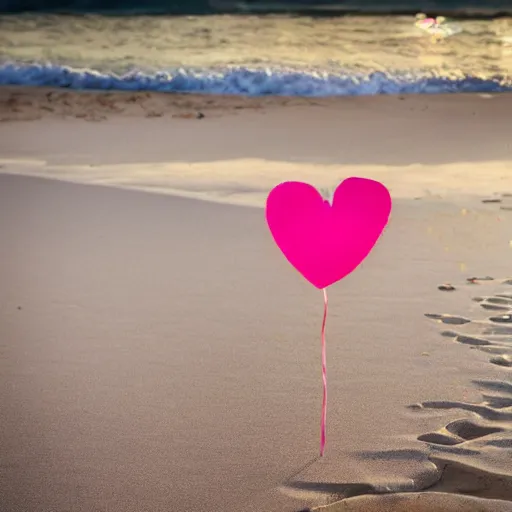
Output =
[{"x1": 1, "y1": 62, "x2": 511, "y2": 96}]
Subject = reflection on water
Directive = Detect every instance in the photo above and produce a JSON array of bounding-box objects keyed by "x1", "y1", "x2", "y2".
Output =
[{"x1": 0, "y1": 14, "x2": 511, "y2": 77}]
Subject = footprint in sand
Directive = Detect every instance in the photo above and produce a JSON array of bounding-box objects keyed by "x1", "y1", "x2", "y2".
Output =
[
  {"x1": 489, "y1": 313, "x2": 512, "y2": 323},
  {"x1": 490, "y1": 355, "x2": 512, "y2": 367},
  {"x1": 418, "y1": 418, "x2": 505, "y2": 446},
  {"x1": 424, "y1": 313, "x2": 471, "y2": 325},
  {"x1": 413, "y1": 379, "x2": 512, "y2": 491},
  {"x1": 473, "y1": 295, "x2": 512, "y2": 311},
  {"x1": 426, "y1": 277, "x2": 512, "y2": 364},
  {"x1": 449, "y1": 334, "x2": 490, "y2": 346},
  {"x1": 465, "y1": 276, "x2": 512, "y2": 286},
  {"x1": 481, "y1": 193, "x2": 512, "y2": 211},
  {"x1": 414, "y1": 279, "x2": 512, "y2": 495}
]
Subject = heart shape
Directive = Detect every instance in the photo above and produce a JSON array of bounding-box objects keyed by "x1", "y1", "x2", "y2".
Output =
[{"x1": 266, "y1": 177, "x2": 392, "y2": 289}]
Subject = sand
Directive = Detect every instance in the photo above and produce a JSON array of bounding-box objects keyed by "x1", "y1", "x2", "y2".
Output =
[
  {"x1": 0, "y1": 87, "x2": 511, "y2": 512},
  {"x1": 1, "y1": 87, "x2": 512, "y2": 205},
  {"x1": 315, "y1": 492, "x2": 512, "y2": 511}
]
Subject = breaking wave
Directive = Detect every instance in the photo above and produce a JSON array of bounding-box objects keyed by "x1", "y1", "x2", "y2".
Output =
[{"x1": 1, "y1": 62, "x2": 511, "y2": 96}]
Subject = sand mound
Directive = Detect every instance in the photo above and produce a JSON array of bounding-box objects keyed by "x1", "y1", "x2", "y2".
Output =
[{"x1": 314, "y1": 492, "x2": 512, "y2": 511}]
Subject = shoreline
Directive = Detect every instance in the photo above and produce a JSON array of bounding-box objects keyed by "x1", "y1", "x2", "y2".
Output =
[{"x1": 1, "y1": 86, "x2": 512, "y2": 208}]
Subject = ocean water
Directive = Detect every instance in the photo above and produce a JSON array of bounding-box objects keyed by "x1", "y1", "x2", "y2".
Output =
[
  {"x1": 0, "y1": 13, "x2": 511, "y2": 96},
  {"x1": 2, "y1": 0, "x2": 512, "y2": 15}
]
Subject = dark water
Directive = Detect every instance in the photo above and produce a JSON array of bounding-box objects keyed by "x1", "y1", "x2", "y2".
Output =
[{"x1": 1, "y1": 0, "x2": 512, "y2": 15}]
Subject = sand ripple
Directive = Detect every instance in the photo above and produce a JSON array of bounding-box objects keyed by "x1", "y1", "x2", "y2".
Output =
[
  {"x1": 313, "y1": 492, "x2": 512, "y2": 511},
  {"x1": 303, "y1": 276, "x2": 512, "y2": 511},
  {"x1": 419, "y1": 276, "x2": 512, "y2": 500}
]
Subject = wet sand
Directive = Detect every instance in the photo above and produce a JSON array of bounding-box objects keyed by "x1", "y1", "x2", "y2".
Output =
[{"x1": 0, "y1": 88, "x2": 511, "y2": 512}]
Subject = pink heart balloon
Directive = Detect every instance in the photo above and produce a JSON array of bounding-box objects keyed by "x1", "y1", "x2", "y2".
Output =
[{"x1": 266, "y1": 177, "x2": 392, "y2": 289}]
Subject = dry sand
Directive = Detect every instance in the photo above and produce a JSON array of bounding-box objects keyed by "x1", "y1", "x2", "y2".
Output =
[
  {"x1": 1, "y1": 86, "x2": 512, "y2": 205},
  {"x1": 315, "y1": 492, "x2": 512, "y2": 511},
  {"x1": 0, "y1": 87, "x2": 511, "y2": 512}
]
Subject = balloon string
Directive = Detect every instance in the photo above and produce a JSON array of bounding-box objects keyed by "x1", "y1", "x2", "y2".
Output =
[{"x1": 320, "y1": 287, "x2": 328, "y2": 457}]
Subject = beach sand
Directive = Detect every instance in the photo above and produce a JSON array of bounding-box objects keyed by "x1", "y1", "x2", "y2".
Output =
[{"x1": 0, "y1": 87, "x2": 511, "y2": 512}]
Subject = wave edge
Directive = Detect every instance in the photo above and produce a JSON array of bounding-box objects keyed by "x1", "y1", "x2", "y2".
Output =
[{"x1": 1, "y1": 62, "x2": 511, "y2": 96}]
